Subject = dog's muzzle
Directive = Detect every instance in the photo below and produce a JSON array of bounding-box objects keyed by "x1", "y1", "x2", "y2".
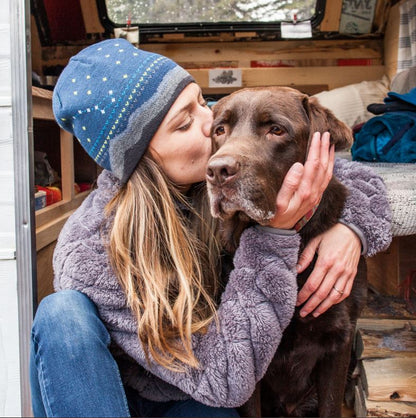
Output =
[{"x1": 206, "y1": 155, "x2": 241, "y2": 186}]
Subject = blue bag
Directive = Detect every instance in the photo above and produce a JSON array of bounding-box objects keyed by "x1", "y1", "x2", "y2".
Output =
[{"x1": 351, "y1": 111, "x2": 416, "y2": 163}]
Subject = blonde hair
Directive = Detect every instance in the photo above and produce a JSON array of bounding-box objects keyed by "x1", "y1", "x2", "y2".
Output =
[{"x1": 106, "y1": 154, "x2": 220, "y2": 371}]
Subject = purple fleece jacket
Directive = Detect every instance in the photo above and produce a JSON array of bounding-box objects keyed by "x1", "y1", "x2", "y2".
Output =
[{"x1": 53, "y1": 158, "x2": 392, "y2": 408}]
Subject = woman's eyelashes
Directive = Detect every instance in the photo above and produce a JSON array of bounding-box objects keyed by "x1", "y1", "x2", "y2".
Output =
[
  {"x1": 176, "y1": 97, "x2": 207, "y2": 131},
  {"x1": 178, "y1": 115, "x2": 194, "y2": 131}
]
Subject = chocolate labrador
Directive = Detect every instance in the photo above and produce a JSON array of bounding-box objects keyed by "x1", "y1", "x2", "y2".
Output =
[{"x1": 206, "y1": 86, "x2": 367, "y2": 417}]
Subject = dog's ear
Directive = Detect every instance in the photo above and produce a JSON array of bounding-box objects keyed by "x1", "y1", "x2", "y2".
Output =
[{"x1": 302, "y1": 96, "x2": 353, "y2": 150}]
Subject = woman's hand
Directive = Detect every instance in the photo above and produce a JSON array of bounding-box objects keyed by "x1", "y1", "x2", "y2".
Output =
[
  {"x1": 296, "y1": 223, "x2": 362, "y2": 317},
  {"x1": 268, "y1": 132, "x2": 335, "y2": 230}
]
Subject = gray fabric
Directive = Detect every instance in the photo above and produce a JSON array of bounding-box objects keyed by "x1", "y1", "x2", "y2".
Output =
[
  {"x1": 53, "y1": 170, "x2": 300, "y2": 407},
  {"x1": 391, "y1": 66, "x2": 416, "y2": 94},
  {"x1": 334, "y1": 158, "x2": 392, "y2": 256},
  {"x1": 256, "y1": 225, "x2": 297, "y2": 236},
  {"x1": 53, "y1": 158, "x2": 392, "y2": 408},
  {"x1": 397, "y1": 1, "x2": 416, "y2": 72},
  {"x1": 356, "y1": 162, "x2": 416, "y2": 237},
  {"x1": 338, "y1": 220, "x2": 368, "y2": 255}
]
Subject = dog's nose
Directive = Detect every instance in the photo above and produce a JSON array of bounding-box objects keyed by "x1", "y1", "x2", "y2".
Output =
[{"x1": 206, "y1": 156, "x2": 240, "y2": 184}]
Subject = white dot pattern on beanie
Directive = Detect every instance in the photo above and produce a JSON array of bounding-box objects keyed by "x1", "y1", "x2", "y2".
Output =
[{"x1": 54, "y1": 39, "x2": 193, "y2": 181}]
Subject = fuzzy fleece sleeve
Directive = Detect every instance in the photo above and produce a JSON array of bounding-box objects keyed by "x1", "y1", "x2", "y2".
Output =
[
  {"x1": 334, "y1": 158, "x2": 392, "y2": 256},
  {"x1": 54, "y1": 171, "x2": 300, "y2": 408},
  {"x1": 118, "y1": 227, "x2": 300, "y2": 408}
]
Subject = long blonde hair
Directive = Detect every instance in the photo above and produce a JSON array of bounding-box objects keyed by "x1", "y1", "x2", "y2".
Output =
[{"x1": 106, "y1": 153, "x2": 220, "y2": 371}]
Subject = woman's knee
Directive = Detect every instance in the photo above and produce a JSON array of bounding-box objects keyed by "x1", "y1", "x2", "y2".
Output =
[{"x1": 32, "y1": 290, "x2": 110, "y2": 350}]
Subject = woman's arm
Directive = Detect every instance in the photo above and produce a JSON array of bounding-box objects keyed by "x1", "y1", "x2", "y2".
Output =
[
  {"x1": 55, "y1": 219, "x2": 300, "y2": 407},
  {"x1": 334, "y1": 157, "x2": 392, "y2": 256},
  {"x1": 296, "y1": 158, "x2": 392, "y2": 316},
  {"x1": 111, "y1": 227, "x2": 300, "y2": 407},
  {"x1": 53, "y1": 171, "x2": 301, "y2": 408}
]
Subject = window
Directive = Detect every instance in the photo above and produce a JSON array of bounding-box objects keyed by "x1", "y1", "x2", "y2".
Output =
[{"x1": 98, "y1": 0, "x2": 325, "y2": 37}]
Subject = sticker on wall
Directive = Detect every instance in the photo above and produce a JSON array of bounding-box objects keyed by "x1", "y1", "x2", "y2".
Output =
[
  {"x1": 209, "y1": 69, "x2": 242, "y2": 88},
  {"x1": 339, "y1": 0, "x2": 377, "y2": 34},
  {"x1": 281, "y1": 21, "x2": 312, "y2": 39}
]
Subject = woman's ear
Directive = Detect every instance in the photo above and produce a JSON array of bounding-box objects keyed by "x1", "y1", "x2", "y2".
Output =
[{"x1": 303, "y1": 96, "x2": 353, "y2": 150}]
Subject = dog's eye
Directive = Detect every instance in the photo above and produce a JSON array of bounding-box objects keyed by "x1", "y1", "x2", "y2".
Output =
[
  {"x1": 270, "y1": 126, "x2": 284, "y2": 136},
  {"x1": 214, "y1": 126, "x2": 225, "y2": 136}
]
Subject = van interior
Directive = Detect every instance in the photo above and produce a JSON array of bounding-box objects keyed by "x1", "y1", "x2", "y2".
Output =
[{"x1": 28, "y1": 0, "x2": 416, "y2": 416}]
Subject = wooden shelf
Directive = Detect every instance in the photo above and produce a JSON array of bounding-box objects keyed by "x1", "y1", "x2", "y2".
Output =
[
  {"x1": 188, "y1": 65, "x2": 386, "y2": 95},
  {"x1": 35, "y1": 190, "x2": 90, "y2": 251},
  {"x1": 32, "y1": 86, "x2": 54, "y2": 120},
  {"x1": 32, "y1": 86, "x2": 96, "y2": 301}
]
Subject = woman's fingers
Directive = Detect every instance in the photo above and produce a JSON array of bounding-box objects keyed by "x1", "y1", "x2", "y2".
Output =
[
  {"x1": 274, "y1": 162, "x2": 304, "y2": 213},
  {"x1": 299, "y1": 272, "x2": 350, "y2": 317},
  {"x1": 296, "y1": 235, "x2": 320, "y2": 274},
  {"x1": 307, "y1": 274, "x2": 354, "y2": 317},
  {"x1": 268, "y1": 132, "x2": 334, "y2": 230},
  {"x1": 298, "y1": 132, "x2": 333, "y2": 208},
  {"x1": 297, "y1": 133, "x2": 324, "y2": 200},
  {"x1": 297, "y1": 224, "x2": 362, "y2": 317}
]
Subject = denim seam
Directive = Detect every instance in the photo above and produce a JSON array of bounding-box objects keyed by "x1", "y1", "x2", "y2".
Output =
[
  {"x1": 109, "y1": 353, "x2": 130, "y2": 415},
  {"x1": 32, "y1": 332, "x2": 55, "y2": 417}
]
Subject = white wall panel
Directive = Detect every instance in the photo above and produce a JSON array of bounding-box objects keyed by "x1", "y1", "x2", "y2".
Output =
[
  {"x1": 0, "y1": 0, "x2": 21, "y2": 415},
  {"x1": 0, "y1": 261, "x2": 20, "y2": 417}
]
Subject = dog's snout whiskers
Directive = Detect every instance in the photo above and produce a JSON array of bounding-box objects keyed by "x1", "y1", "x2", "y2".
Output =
[{"x1": 206, "y1": 156, "x2": 240, "y2": 185}]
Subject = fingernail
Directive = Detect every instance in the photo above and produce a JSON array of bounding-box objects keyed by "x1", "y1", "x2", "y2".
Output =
[
  {"x1": 300, "y1": 311, "x2": 307, "y2": 317},
  {"x1": 292, "y1": 162, "x2": 303, "y2": 174},
  {"x1": 313, "y1": 312, "x2": 320, "y2": 318},
  {"x1": 296, "y1": 263, "x2": 301, "y2": 272}
]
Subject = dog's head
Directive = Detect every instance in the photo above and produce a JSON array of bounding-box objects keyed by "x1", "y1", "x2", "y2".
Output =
[{"x1": 206, "y1": 86, "x2": 352, "y2": 247}]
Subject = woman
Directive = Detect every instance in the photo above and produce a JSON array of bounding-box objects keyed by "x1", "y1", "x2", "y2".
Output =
[{"x1": 30, "y1": 39, "x2": 391, "y2": 418}]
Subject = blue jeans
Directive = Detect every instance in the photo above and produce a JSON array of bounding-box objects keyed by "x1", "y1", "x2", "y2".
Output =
[{"x1": 30, "y1": 290, "x2": 239, "y2": 418}]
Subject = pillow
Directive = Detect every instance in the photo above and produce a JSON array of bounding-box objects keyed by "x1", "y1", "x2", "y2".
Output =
[{"x1": 312, "y1": 75, "x2": 390, "y2": 128}]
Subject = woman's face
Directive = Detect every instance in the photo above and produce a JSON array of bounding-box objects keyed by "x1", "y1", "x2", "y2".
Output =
[{"x1": 149, "y1": 83, "x2": 213, "y2": 190}]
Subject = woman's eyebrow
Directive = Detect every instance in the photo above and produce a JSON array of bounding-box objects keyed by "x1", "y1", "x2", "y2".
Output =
[{"x1": 166, "y1": 102, "x2": 193, "y2": 128}]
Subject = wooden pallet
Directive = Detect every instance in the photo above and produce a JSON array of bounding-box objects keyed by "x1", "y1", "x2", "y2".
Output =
[{"x1": 354, "y1": 318, "x2": 416, "y2": 417}]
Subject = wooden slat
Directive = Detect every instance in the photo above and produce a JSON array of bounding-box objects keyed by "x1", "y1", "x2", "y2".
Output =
[
  {"x1": 32, "y1": 86, "x2": 53, "y2": 101},
  {"x1": 365, "y1": 399, "x2": 416, "y2": 417},
  {"x1": 35, "y1": 207, "x2": 77, "y2": 251},
  {"x1": 384, "y1": 0, "x2": 400, "y2": 79},
  {"x1": 356, "y1": 325, "x2": 416, "y2": 359},
  {"x1": 60, "y1": 129, "x2": 75, "y2": 202},
  {"x1": 36, "y1": 241, "x2": 57, "y2": 302},
  {"x1": 35, "y1": 190, "x2": 90, "y2": 230},
  {"x1": 355, "y1": 372, "x2": 416, "y2": 417},
  {"x1": 358, "y1": 318, "x2": 416, "y2": 332},
  {"x1": 366, "y1": 235, "x2": 416, "y2": 297},
  {"x1": 79, "y1": 0, "x2": 105, "y2": 34},
  {"x1": 367, "y1": 238, "x2": 400, "y2": 296},
  {"x1": 319, "y1": 0, "x2": 343, "y2": 32},
  {"x1": 142, "y1": 39, "x2": 383, "y2": 66},
  {"x1": 361, "y1": 358, "x2": 416, "y2": 402},
  {"x1": 189, "y1": 65, "x2": 386, "y2": 93},
  {"x1": 32, "y1": 86, "x2": 54, "y2": 120},
  {"x1": 354, "y1": 318, "x2": 416, "y2": 416},
  {"x1": 31, "y1": 15, "x2": 42, "y2": 76}
]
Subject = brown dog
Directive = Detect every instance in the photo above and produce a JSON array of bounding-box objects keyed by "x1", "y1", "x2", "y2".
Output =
[{"x1": 206, "y1": 86, "x2": 367, "y2": 417}]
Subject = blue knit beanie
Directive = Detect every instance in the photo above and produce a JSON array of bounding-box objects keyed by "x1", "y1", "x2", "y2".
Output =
[{"x1": 53, "y1": 39, "x2": 194, "y2": 183}]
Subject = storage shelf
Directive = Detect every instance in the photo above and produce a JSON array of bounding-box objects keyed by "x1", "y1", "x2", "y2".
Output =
[{"x1": 32, "y1": 87, "x2": 96, "y2": 300}]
